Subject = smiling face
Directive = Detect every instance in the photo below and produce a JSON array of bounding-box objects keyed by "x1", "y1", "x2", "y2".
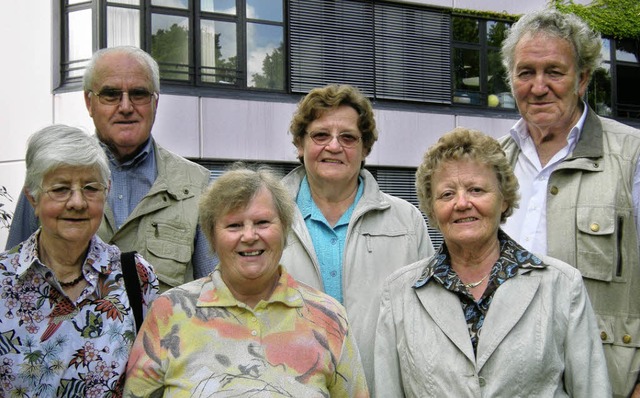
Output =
[
  {"x1": 84, "y1": 51, "x2": 158, "y2": 161},
  {"x1": 27, "y1": 165, "x2": 106, "y2": 249},
  {"x1": 297, "y1": 105, "x2": 366, "y2": 191},
  {"x1": 213, "y1": 188, "x2": 284, "y2": 297},
  {"x1": 511, "y1": 33, "x2": 589, "y2": 136},
  {"x1": 432, "y1": 159, "x2": 507, "y2": 253}
]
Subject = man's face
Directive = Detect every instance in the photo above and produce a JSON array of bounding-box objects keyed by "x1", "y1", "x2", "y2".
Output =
[
  {"x1": 84, "y1": 52, "x2": 158, "y2": 161},
  {"x1": 511, "y1": 33, "x2": 590, "y2": 135}
]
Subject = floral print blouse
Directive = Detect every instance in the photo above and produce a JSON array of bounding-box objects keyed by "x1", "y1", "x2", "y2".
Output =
[
  {"x1": 0, "y1": 231, "x2": 159, "y2": 397},
  {"x1": 124, "y1": 266, "x2": 369, "y2": 397}
]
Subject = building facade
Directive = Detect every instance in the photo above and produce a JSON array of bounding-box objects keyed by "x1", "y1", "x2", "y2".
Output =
[{"x1": 1, "y1": 0, "x2": 638, "y2": 247}]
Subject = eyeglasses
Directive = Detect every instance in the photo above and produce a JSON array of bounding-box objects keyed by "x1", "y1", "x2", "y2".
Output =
[
  {"x1": 308, "y1": 131, "x2": 362, "y2": 148},
  {"x1": 89, "y1": 88, "x2": 157, "y2": 106},
  {"x1": 42, "y1": 182, "x2": 107, "y2": 202}
]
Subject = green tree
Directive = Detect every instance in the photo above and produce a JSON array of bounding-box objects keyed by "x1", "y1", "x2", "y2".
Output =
[
  {"x1": 251, "y1": 42, "x2": 284, "y2": 90},
  {"x1": 152, "y1": 24, "x2": 189, "y2": 80}
]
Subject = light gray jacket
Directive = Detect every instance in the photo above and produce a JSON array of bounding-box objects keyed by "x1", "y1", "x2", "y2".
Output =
[
  {"x1": 374, "y1": 252, "x2": 611, "y2": 397},
  {"x1": 280, "y1": 166, "x2": 434, "y2": 394}
]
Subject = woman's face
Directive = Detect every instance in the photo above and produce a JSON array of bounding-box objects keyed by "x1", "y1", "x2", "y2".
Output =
[
  {"x1": 27, "y1": 165, "x2": 106, "y2": 247},
  {"x1": 297, "y1": 105, "x2": 366, "y2": 189},
  {"x1": 431, "y1": 159, "x2": 507, "y2": 252},
  {"x1": 213, "y1": 188, "x2": 284, "y2": 293}
]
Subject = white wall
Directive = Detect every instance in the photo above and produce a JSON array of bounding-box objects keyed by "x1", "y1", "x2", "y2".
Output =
[{"x1": 0, "y1": 1, "x2": 54, "y2": 247}]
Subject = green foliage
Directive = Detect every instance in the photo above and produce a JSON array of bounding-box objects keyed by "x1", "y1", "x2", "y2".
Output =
[
  {"x1": 553, "y1": 0, "x2": 640, "y2": 39},
  {"x1": 252, "y1": 42, "x2": 285, "y2": 90},
  {"x1": 151, "y1": 24, "x2": 190, "y2": 80}
]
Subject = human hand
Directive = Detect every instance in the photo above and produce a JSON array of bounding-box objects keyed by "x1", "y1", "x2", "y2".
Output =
[{"x1": 631, "y1": 383, "x2": 640, "y2": 398}]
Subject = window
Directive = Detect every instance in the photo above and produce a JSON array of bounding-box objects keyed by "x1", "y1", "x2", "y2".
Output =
[
  {"x1": 451, "y1": 16, "x2": 513, "y2": 109},
  {"x1": 60, "y1": 0, "x2": 285, "y2": 91},
  {"x1": 289, "y1": 0, "x2": 451, "y2": 104},
  {"x1": 588, "y1": 38, "x2": 640, "y2": 119}
]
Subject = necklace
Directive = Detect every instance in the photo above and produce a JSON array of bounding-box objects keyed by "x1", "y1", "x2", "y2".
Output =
[
  {"x1": 463, "y1": 272, "x2": 490, "y2": 289},
  {"x1": 59, "y1": 274, "x2": 85, "y2": 288}
]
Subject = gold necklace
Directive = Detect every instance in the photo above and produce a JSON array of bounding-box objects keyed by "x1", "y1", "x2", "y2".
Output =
[{"x1": 463, "y1": 272, "x2": 490, "y2": 289}]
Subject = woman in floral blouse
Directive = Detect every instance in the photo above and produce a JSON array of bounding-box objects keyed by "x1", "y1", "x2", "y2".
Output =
[
  {"x1": 124, "y1": 164, "x2": 369, "y2": 397},
  {"x1": 0, "y1": 125, "x2": 159, "y2": 397}
]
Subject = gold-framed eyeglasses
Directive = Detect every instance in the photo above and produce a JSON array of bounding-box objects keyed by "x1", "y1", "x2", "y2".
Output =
[
  {"x1": 42, "y1": 182, "x2": 107, "y2": 202},
  {"x1": 89, "y1": 88, "x2": 157, "y2": 106},
  {"x1": 308, "y1": 131, "x2": 362, "y2": 148}
]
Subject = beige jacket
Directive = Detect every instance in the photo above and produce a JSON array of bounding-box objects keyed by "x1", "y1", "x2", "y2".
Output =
[
  {"x1": 280, "y1": 166, "x2": 434, "y2": 394},
  {"x1": 501, "y1": 108, "x2": 640, "y2": 397},
  {"x1": 375, "y1": 251, "x2": 610, "y2": 397},
  {"x1": 98, "y1": 142, "x2": 210, "y2": 291}
]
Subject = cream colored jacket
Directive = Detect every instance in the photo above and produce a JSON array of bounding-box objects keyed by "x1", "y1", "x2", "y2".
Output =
[
  {"x1": 280, "y1": 166, "x2": 434, "y2": 394},
  {"x1": 375, "y1": 252, "x2": 610, "y2": 397}
]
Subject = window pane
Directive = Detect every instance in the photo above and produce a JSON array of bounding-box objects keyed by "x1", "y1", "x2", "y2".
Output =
[
  {"x1": 108, "y1": 0, "x2": 139, "y2": 5},
  {"x1": 69, "y1": 0, "x2": 91, "y2": 4},
  {"x1": 247, "y1": 0, "x2": 282, "y2": 22},
  {"x1": 487, "y1": 49, "x2": 513, "y2": 108},
  {"x1": 453, "y1": 48, "x2": 481, "y2": 104},
  {"x1": 68, "y1": 8, "x2": 93, "y2": 79},
  {"x1": 107, "y1": 6, "x2": 140, "y2": 47},
  {"x1": 247, "y1": 23, "x2": 284, "y2": 90},
  {"x1": 588, "y1": 64, "x2": 612, "y2": 117},
  {"x1": 201, "y1": 20, "x2": 237, "y2": 84},
  {"x1": 453, "y1": 16, "x2": 479, "y2": 43},
  {"x1": 487, "y1": 21, "x2": 509, "y2": 48},
  {"x1": 201, "y1": 0, "x2": 236, "y2": 14},
  {"x1": 601, "y1": 38, "x2": 611, "y2": 62},
  {"x1": 152, "y1": 14, "x2": 190, "y2": 80},
  {"x1": 616, "y1": 64, "x2": 640, "y2": 118},
  {"x1": 151, "y1": 0, "x2": 188, "y2": 9},
  {"x1": 616, "y1": 39, "x2": 639, "y2": 63}
]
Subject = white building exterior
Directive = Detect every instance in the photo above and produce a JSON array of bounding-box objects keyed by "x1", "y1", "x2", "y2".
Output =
[{"x1": 0, "y1": 0, "x2": 597, "y2": 247}]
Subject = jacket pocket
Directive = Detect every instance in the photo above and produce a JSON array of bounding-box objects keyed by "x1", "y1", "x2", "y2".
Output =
[
  {"x1": 575, "y1": 206, "x2": 617, "y2": 282},
  {"x1": 146, "y1": 222, "x2": 192, "y2": 285}
]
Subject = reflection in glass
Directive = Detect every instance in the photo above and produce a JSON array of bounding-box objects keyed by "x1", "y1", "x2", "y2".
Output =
[
  {"x1": 601, "y1": 38, "x2": 611, "y2": 62},
  {"x1": 201, "y1": 20, "x2": 237, "y2": 84},
  {"x1": 453, "y1": 48, "x2": 480, "y2": 104},
  {"x1": 107, "y1": 6, "x2": 140, "y2": 47},
  {"x1": 615, "y1": 39, "x2": 639, "y2": 63},
  {"x1": 588, "y1": 64, "x2": 612, "y2": 117},
  {"x1": 152, "y1": 14, "x2": 189, "y2": 80},
  {"x1": 68, "y1": 9, "x2": 93, "y2": 79},
  {"x1": 152, "y1": 0, "x2": 188, "y2": 9},
  {"x1": 453, "y1": 17, "x2": 479, "y2": 43},
  {"x1": 487, "y1": 49, "x2": 512, "y2": 108},
  {"x1": 616, "y1": 64, "x2": 640, "y2": 118},
  {"x1": 487, "y1": 21, "x2": 509, "y2": 47},
  {"x1": 247, "y1": 0, "x2": 282, "y2": 22},
  {"x1": 247, "y1": 23, "x2": 284, "y2": 90},
  {"x1": 108, "y1": 0, "x2": 139, "y2": 5},
  {"x1": 201, "y1": 0, "x2": 236, "y2": 14}
]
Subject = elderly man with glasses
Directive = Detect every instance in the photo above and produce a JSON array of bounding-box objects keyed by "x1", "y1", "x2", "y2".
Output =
[{"x1": 7, "y1": 46, "x2": 216, "y2": 292}]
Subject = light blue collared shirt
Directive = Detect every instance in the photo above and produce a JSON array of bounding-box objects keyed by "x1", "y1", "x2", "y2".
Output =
[{"x1": 296, "y1": 175, "x2": 364, "y2": 303}]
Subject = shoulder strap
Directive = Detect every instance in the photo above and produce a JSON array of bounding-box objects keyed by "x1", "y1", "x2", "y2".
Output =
[{"x1": 121, "y1": 251, "x2": 143, "y2": 332}]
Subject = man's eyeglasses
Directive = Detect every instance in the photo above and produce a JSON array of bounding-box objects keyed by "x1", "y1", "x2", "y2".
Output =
[
  {"x1": 42, "y1": 182, "x2": 107, "y2": 202},
  {"x1": 89, "y1": 88, "x2": 157, "y2": 106},
  {"x1": 308, "y1": 131, "x2": 362, "y2": 148}
]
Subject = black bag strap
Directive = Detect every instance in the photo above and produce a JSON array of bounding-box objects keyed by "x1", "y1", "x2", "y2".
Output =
[{"x1": 121, "y1": 251, "x2": 143, "y2": 332}]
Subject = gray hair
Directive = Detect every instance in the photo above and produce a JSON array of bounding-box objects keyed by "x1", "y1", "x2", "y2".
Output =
[
  {"x1": 501, "y1": 9, "x2": 602, "y2": 88},
  {"x1": 199, "y1": 163, "x2": 295, "y2": 253},
  {"x1": 25, "y1": 125, "x2": 110, "y2": 199},
  {"x1": 83, "y1": 46, "x2": 160, "y2": 93}
]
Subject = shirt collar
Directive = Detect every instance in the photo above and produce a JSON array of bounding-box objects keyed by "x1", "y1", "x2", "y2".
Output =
[
  {"x1": 413, "y1": 229, "x2": 546, "y2": 289},
  {"x1": 296, "y1": 175, "x2": 364, "y2": 226},
  {"x1": 100, "y1": 135, "x2": 154, "y2": 168},
  {"x1": 196, "y1": 266, "x2": 305, "y2": 309}
]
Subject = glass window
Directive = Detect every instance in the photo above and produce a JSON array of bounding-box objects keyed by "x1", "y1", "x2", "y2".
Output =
[
  {"x1": 152, "y1": 0, "x2": 188, "y2": 9},
  {"x1": 67, "y1": 8, "x2": 93, "y2": 80},
  {"x1": 151, "y1": 14, "x2": 190, "y2": 80},
  {"x1": 452, "y1": 16, "x2": 512, "y2": 108},
  {"x1": 247, "y1": 0, "x2": 282, "y2": 22},
  {"x1": 247, "y1": 23, "x2": 284, "y2": 89},
  {"x1": 201, "y1": 0, "x2": 236, "y2": 14},
  {"x1": 107, "y1": 6, "x2": 140, "y2": 47},
  {"x1": 201, "y1": 20, "x2": 237, "y2": 84}
]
